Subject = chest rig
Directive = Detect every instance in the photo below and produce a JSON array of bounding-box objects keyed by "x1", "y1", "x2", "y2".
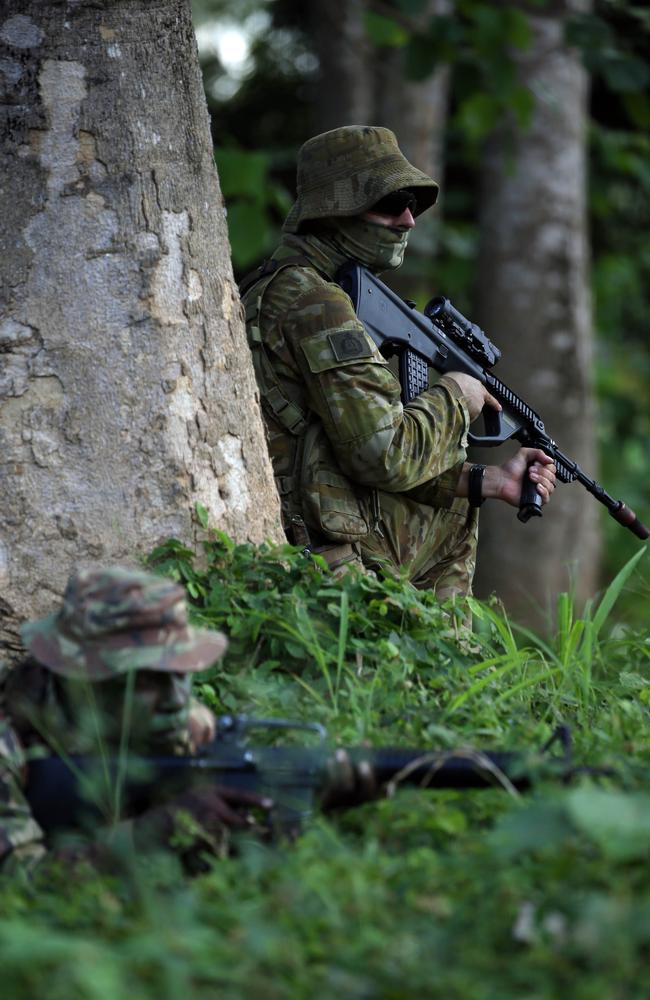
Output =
[{"x1": 239, "y1": 250, "x2": 374, "y2": 549}]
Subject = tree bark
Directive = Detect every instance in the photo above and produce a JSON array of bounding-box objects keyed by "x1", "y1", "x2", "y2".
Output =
[
  {"x1": 0, "y1": 0, "x2": 283, "y2": 657},
  {"x1": 472, "y1": 1, "x2": 599, "y2": 627}
]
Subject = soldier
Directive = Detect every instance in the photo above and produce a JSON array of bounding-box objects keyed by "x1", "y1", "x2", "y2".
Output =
[
  {"x1": 0, "y1": 567, "x2": 271, "y2": 873},
  {"x1": 240, "y1": 125, "x2": 556, "y2": 597}
]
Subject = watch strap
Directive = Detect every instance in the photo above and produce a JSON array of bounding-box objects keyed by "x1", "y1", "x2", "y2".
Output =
[{"x1": 468, "y1": 464, "x2": 486, "y2": 508}]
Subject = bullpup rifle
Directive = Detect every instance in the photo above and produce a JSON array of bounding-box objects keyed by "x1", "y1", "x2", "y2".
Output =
[
  {"x1": 26, "y1": 715, "x2": 595, "y2": 837},
  {"x1": 337, "y1": 262, "x2": 648, "y2": 538}
]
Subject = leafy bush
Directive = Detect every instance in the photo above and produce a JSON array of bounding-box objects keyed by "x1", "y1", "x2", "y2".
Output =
[{"x1": 1, "y1": 535, "x2": 649, "y2": 998}]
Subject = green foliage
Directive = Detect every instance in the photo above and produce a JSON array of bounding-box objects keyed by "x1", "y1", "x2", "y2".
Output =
[
  {"x1": 567, "y1": 10, "x2": 650, "y2": 95},
  {"x1": 215, "y1": 145, "x2": 292, "y2": 268},
  {"x1": 361, "y1": 2, "x2": 535, "y2": 145},
  {"x1": 364, "y1": 11, "x2": 409, "y2": 48},
  {"x1": 2, "y1": 537, "x2": 650, "y2": 996}
]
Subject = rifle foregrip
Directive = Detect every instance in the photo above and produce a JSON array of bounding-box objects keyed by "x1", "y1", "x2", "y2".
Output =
[
  {"x1": 610, "y1": 503, "x2": 650, "y2": 540},
  {"x1": 517, "y1": 469, "x2": 543, "y2": 524}
]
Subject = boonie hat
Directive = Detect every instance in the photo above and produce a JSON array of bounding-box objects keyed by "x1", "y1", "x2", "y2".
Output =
[
  {"x1": 21, "y1": 567, "x2": 227, "y2": 680},
  {"x1": 283, "y1": 125, "x2": 439, "y2": 234}
]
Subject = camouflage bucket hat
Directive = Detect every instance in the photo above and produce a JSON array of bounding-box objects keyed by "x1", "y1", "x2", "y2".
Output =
[
  {"x1": 283, "y1": 125, "x2": 439, "y2": 234},
  {"x1": 20, "y1": 567, "x2": 228, "y2": 680}
]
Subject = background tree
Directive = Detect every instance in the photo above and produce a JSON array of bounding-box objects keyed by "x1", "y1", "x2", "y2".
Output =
[
  {"x1": 306, "y1": 0, "x2": 451, "y2": 295},
  {"x1": 472, "y1": 0, "x2": 599, "y2": 625},
  {"x1": 0, "y1": 0, "x2": 282, "y2": 660}
]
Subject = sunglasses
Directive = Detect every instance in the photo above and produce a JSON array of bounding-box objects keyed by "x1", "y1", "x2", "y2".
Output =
[{"x1": 369, "y1": 189, "x2": 418, "y2": 216}]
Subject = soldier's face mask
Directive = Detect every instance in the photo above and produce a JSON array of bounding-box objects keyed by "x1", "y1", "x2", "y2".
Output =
[{"x1": 328, "y1": 216, "x2": 410, "y2": 272}]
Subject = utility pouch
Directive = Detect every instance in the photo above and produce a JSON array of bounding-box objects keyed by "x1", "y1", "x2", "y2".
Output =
[{"x1": 299, "y1": 423, "x2": 369, "y2": 542}]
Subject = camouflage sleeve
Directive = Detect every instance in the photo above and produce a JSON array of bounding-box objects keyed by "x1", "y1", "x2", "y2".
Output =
[
  {"x1": 0, "y1": 718, "x2": 46, "y2": 874},
  {"x1": 283, "y1": 283, "x2": 470, "y2": 494}
]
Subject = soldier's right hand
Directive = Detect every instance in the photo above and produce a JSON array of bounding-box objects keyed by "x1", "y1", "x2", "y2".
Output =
[
  {"x1": 136, "y1": 785, "x2": 274, "y2": 849},
  {"x1": 169, "y1": 785, "x2": 274, "y2": 832},
  {"x1": 445, "y1": 372, "x2": 501, "y2": 422}
]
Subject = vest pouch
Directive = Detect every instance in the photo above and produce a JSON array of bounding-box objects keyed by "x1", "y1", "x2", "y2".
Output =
[{"x1": 300, "y1": 423, "x2": 369, "y2": 542}]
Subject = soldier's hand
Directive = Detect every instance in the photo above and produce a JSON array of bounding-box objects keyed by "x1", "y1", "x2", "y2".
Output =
[
  {"x1": 488, "y1": 447, "x2": 557, "y2": 507},
  {"x1": 137, "y1": 785, "x2": 274, "y2": 847},
  {"x1": 444, "y1": 372, "x2": 501, "y2": 422},
  {"x1": 188, "y1": 704, "x2": 217, "y2": 751},
  {"x1": 170, "y1": 785, "x2": 274, "y2": 831}
]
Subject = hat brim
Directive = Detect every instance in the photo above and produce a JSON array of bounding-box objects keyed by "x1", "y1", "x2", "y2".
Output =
[
  {"x1": 283, "y1": 166, "x2": 439, "y2": 234},
  {"x1": 21, "y1": 613, "x2": 228, "y2": 681}
]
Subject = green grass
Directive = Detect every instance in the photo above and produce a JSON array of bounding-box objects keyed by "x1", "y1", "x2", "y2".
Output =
[{"x1": 1, "y1": 534, "x2": 649, "y2": 998}]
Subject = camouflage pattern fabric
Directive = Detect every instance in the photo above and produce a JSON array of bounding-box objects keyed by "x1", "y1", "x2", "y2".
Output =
[
  {"x1": 242, "y1": 229, "x2": 478, "y2": 595},
  {"x1": 0, "y1": 668, "x2": 46, "y2": 873},
  {"x1": 0, "y1": 661, "x2": 215, "y2": 872},
  {"x1": 358, "y1": 491, "x2": 478, "y2": 599},
  {"x1": 1, "y1": 568, "x2": 227, "y2": 872},
  {"x1": 21, "y1": 567, "x2": 227, "y2": 680},
  {"x1": 283, "y1": 126, "x2": 439, "y2": 233},
  {"x1": 244, "y1": 126, "x2": 480, "y2": 593}
]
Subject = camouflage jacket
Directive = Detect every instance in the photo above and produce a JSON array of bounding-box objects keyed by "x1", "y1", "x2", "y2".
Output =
[
  {"x1": 0, "y1": 663, "x2": 44, "y2": 873},
  {"x1": 241, "y1": 232, "x2": 471, "y2": 542},
  {"x1": 0, "y1": 659, "x2": 200, "y2": 873}
]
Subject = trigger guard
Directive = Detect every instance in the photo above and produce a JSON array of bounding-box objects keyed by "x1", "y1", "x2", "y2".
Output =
[{"x1": 467, "y1": 407, "x2": 504, "y2": 448}]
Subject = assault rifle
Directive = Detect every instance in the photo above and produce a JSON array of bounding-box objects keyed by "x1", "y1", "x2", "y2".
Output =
[
  {"x1": 26, "y1": 715, "x2": 594, "y2": 837},
  {"x1": 337, "y1": 262, "x2": 648, "y2": 538}
]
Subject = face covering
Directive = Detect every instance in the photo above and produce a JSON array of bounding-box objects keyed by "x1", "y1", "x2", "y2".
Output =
[{"x1": 325, "y1": 216, "x2": 410, "y2": 272}]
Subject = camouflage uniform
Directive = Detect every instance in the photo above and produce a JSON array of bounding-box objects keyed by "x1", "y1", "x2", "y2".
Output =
[
  {"x1": 242, "y1": 126, "x2": 478, "y2": 596},
  {"x1": 0, "y1": 568, "x2": 227, "y2": 873}
]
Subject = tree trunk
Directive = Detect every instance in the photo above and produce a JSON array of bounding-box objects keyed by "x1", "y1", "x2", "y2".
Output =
[
  {"x1": 372, "y1": 0, "x2": 451, "y2": 287},
  {"x1": 472, "y1": 1, "x2": 599, "y2": 628},
  {"x1": 372, "y1": 0, "x2": 450, "y2": 185},
  {"x1": 0, "y1": 0, "x2": 283, "y2": 658},
  {"x1": 308, "y1": 0, "x2": 450, "y2": 291},
  {"x1": 308, "y1": 0, "x2": 373, "y2": 131},
  {"x1": 307, "y1": 0, "x2": 450, "y2": 188}
]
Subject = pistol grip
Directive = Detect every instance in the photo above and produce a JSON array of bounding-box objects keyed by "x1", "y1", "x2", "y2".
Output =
[{"x1": 517, "y1": 467, "x2": 543, "y2": 523}]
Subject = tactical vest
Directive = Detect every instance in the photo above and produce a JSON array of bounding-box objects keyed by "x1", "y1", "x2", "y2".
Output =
[{"x1": 240, "y1": 250, "x2": 372, "y2": 546}]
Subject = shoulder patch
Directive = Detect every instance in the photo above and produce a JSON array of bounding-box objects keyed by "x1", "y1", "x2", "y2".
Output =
[
  {"x1": 328, "y1": 329, "x2": 374, "y2": 362},
  {"x1": 300, "y1": 323, "x2": 386, "y2": 374}
]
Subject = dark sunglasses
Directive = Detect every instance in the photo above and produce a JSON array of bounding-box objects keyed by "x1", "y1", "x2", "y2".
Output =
[{"x1": 369, "y1": 189, "x2": 418, "y2": 216}]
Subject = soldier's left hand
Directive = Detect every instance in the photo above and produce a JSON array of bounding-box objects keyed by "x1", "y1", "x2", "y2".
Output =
[
  {"x1": 188, "y1": 704, "x2": 217, "y2": 751},
  {"x1": 489, "y1": 447, "x2": 557, "y2": 507}
]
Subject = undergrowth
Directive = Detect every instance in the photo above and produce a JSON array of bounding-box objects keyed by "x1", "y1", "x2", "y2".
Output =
[{"x1": 0, "y1": 532, "x2": 648, "y2": 999}]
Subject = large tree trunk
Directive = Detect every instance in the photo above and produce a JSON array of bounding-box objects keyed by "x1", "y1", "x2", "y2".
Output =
[
  {"x1": 472, "y1": 1, "x2": 599, "y2": 627},
  {"x1": 0, "y1": 0, "x2": 283, "y2": 658}
]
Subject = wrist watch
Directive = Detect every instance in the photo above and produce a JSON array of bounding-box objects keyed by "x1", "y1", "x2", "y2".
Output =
[{"x1": 468, "y1": 464, "x2": 486, "y2": 508}]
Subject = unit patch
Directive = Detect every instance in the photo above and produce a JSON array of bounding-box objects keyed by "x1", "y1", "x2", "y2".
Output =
[{"x1": 328, "y1": 330, "x2": 374, "y2": 362}]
